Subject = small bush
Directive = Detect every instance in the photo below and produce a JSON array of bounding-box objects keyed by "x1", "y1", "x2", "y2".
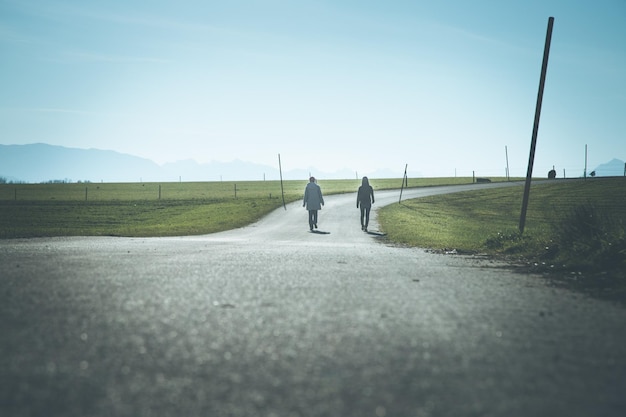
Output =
[
  {"x1": 553, "y1": 203, "x2": 626, "y2": 271},
  {"x1": 484, "y1": 230, "x2": 522, "y2": 249},
  {"x1": 484, "y1": 229, "x2": 553, "y2": 258}
]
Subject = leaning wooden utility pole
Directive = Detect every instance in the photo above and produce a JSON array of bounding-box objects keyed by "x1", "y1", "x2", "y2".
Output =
[
  {"x1": 583, "y1": 144, "x2": 587, "y2": 179},
  {"x1": 399, "y1": 163, "x2": 408, "y2": 203},
  {"x1": 505, "y1": 145, "x2": 510, "y2": 181},
  {"x1": 278, "y1": 153, "x2": 286, "y2": 210},
  {"x1": 519, "y1": 17, "x2": 554, "y2": 234}
]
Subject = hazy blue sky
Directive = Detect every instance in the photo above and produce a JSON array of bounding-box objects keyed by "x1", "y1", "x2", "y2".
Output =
[{"x1": 1, "y1": 0, "x2": 624, "y2": 178}]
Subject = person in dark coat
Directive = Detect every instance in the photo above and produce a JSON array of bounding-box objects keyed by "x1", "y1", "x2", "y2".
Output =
[
  {"x1": 303, "y1": 176, "x2": 324, "y2": 231},
  {"x1": 356, "y1": 176, "x2": 374, "y2": 231}
]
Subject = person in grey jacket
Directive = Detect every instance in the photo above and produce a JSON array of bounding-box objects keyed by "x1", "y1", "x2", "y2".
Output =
[
  {"x1": 356, "y1": 176, "x2": 374, "y2": 231},
  {"x1": 303, "y1": 176, "x2": 324, "y2": 231}
]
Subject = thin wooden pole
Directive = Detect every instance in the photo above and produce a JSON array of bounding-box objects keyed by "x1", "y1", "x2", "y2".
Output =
[
  {"x1": 278, "y1": 154, "x2": 286, "y2": 210},
  {"x1": 519, "y1": 17, "x2": 554, "y2": 234},
  {"x1": 399, "y1": 164, "x2": 408, "y2": 203},
  {"x1": 583, "y1": 145, "x2": 587, "y2": 179},
  {"x1": 505, "y1": 146, "x2": 510, "y2": 181}
]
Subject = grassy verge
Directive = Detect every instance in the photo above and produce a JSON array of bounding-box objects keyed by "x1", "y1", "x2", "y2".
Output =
[{"x1": 378, "y1": 177, "x2": 626, "y2": 303}]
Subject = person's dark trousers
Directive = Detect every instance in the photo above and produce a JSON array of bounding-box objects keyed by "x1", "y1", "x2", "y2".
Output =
[
  {"x1": 308, "y1": 210, "x2": 318, "y2": 230},
  {"x1": 360, "y1": 207, "x2": 370, "y2": 228}
]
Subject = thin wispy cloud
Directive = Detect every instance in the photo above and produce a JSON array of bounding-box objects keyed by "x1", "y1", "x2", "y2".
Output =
[
  {"x1": 0, "y1": 23, "x2": 35, "y2": 44},
  {"x1": 16, "y1": 0, "x2": 218, "y2": 34},
  {"x1": 0, "y1": 107, "x2": 111, "y2": 116},
  {"x1": 63, "y1": 51, "x2": 171, "y2": 64},
  {"x1": 3, "y1": 0, "x2": 223, "y2": 39},
  {"x1": 78, "y1": 10, "x2": 217, "y2": 34},
  {"x1": 431, "y1": 21, "x2": 525, "y2": 52},
  {"x1": 31, "y1": 108, "x2": 97, "y2": 114}
]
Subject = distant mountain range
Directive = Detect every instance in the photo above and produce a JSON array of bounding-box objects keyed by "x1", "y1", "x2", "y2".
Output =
[
  {"x1": 0, "y1": 143, "x2": 375, "y2": 183},
  {"x1": 590, "y1": 158, "x2": 626, "y2": 177},
  {"x1": 1, "y1": 144, "x2": 623, "y2": 183}
]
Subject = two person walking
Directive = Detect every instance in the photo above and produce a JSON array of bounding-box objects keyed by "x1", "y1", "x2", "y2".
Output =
[{"x1": 302, "y1": 176, "x2": 375, "y2": 232}]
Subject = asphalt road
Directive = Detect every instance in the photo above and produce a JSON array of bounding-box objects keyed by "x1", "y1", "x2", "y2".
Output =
[{"x1": 1, "y1": 182, "x2": 625, "y2": 417}]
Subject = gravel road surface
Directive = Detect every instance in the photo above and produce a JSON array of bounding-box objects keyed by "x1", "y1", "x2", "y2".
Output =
[{"x1": 1, "y1": 182, "x2": 625, "y2": 417}]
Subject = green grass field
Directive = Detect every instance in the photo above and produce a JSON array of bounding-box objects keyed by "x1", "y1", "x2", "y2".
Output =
[
  {"x1": 380, "y1": 178, "x2": 625, "y2": 256},
  {"x1": 0, "y1": 177, "x2": 486, "y2": 237}
]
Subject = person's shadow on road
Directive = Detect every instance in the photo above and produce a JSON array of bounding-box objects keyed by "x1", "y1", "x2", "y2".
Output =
[
  {"x1": 310, "y1": 230, "x2": 331, "y2": 235},
  {"x1": 366, "y1": 231, "x2": 386, "y2": 237}
]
